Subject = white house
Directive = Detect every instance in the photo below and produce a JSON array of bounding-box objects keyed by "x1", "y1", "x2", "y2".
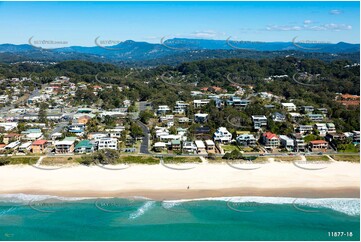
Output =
[
  {"x1": 97, "y1": 138, "x2": 118, "y2": 150},
  {"x1": 279, "y1": 135, "x2": 294, "y2": 151},
  {"x1": 281, "y1": 103, "x2": 297, "y2": 111},
  {"x1": 213, "y1": 127, "x2": 232, "y2": 144},
  {"x1": 251, "y1": 115, "x2": 267, "y2": 130},
  {"x1": 193, "y1": 99, "x2": 210, "y2": 108}
]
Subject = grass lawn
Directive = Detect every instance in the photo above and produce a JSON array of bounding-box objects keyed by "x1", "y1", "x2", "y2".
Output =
[
  {"x1": 305, "y1": 155, "x2": 330, "y2": 161},
  {"x1": 274, "y1": 156, "x2": 302, "y2": 162},
  {"x1": 331, "y1": 154, "x2": 360, "y2": 162},
  {"x1": 118, "y1": 155, "x2": 159, "y2": 164},
  {"x1": 163, "y1": 156, "x2": 201, "y2": 164},
  {"x1": 222, "y1": 144, "x2": 240, "y2": 153},
  {"x1": 9, "y1": 157, "x2": 39, "y2": 165},
  {"x1": 41, "y1": 156, "x2": 82, "y2": 165}
]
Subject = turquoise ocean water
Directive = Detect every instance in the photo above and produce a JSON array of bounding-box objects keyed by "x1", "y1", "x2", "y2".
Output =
[{"x1": 0, "y1": 194, "x2": 359, "y2": 241}]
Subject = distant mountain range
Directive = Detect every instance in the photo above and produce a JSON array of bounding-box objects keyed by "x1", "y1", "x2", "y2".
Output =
[{"x1": 0, "y1": 38, "x2": 359, "y2": 66}]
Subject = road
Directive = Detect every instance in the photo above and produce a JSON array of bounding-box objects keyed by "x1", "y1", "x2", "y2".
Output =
[{"x1": 137, "y1": 120, "x2": 150, "y2": 154}]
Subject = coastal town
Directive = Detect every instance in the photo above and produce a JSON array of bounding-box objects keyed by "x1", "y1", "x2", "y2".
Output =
[{"x1": 0, "y1": 73, "x2": 359, "y2": 166}]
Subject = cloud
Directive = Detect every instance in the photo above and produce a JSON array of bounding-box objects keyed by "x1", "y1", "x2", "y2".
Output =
[
  {"x1": 330, "y1": 9, "x2": 343, "y2": 15},
  {"x1": 266, "y1": 23, "x2": 352, "y2": 31},
  {"x1": 304, "y1": 20, "x2": 312, "y2": 25},
  {"x1": 188, "y1": 31, "x2": 219, "y2": 39}
]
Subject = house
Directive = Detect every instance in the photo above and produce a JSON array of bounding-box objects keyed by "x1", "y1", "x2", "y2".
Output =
[
  {"x1": 31, "y1": 139, "x2": 48, "y2": 153},
  {"x1": 105, "y1": 126, "x2": 125, "y2": 139},
  {"x1": 297, "y1": 125, "x2": 313, "y2": 134},
  {"x1": 153, "y1": 142, "x2": 166, "y2": 152},
  {"x1": 182, "y1": 141, "x2": 197, "y2": 154},
  {"x1": 325, "y1": 133, "x2": 346, "y2": 143},
  {"x1": 195, "y1": 127, "x2": 211, "y2": 140},
  {"x1": 307, "y1": 113, "x2": 324, "y2": 122},
  {"x1": 213, "y1": 127, "x2": 232, "y2": 144},
  {"x1": 55, "y1": 140, "x2": 75, "y2": 153},
  {"x1": 352, "y1": 131, "x2": 360, "y2": 144},
  {"x1": 21, "y1": 129, "x2": 43, "y2": 141},
  {"x1": 314, "y1": 123, "x2": 328, "y2": 136},
  {"x1": 4, "y1": 141, "x2": 21, "y2": 150},
  {"x1": 289, "y1": 112, "x2": 303, "y2": 122},
  {"x1": 97, "y1": 138, "x2": 118, "y2": 150},
  {"x1": 174, "y1": 101, "x2": 189, "y2": 114},
  {"x1": 251, "y1": 115, "x2": 267, "y2": 130},
  {"x1": 195, "y1": 140, "x2": 206, "y2": 153},
  {"x1": 309, "y1": 140, "x2": 328, "y2": 151},
  {"x1": 317, "y1": 108, "x2": 328, "y2": 114},
  {"x1": 74, "y1": 140, "x2": 95, "y2": 153},
  {"x1": 18, "y1": 141, "x2": 32, "y2": 152},
  {"x1": 178, "y1": 117, "x2": 190, "y2": 123},
  {"x1": 157, "y1": 105, "x2": 171, "y2": 115},
  {"x1": 290, "y1": 133, "x2": 307, "y2": 152},
  {"x1": 279, "y1": 135, "x2": 294, "y2": 151},
  {"x1": 194, "y1": 113, "x2": 208, "y2": 123},
  {"x1": 205, "y1": 139, "x2": 215, "y2": 152},
  {"x1": 301, "y1": 106, "x2": 314, "y2": 113},
  {"x1": 236, "y1": 134, "x2": 256, "y2": 147},
  {"x1": 226, "y1": 97, "x2": 250, "y2": 107},
  {"x1": 0, "y1": 122, "x2": 18, "y2": 131},
  {"x1": 326, "y1": 123, "x2": 336, "y2": 133},
  {"x1": 262, "y1": 132, "x2": 279, "y2": 149},
  {"x1": 3, "y1": 133, "x2": 21, "y2": 144},
  {"x1": 272, "y1": 112, "x2": 286, "y2": 122},
  {"x1": 88, "y1": 132, "x2": 109, "y2": 140},
  {"x1": 171, "y1": 139, "x2": 181, "y2": 151},
  {"x1": 193, "y1": 99, "x2": 211, "y2": 108},
  {"x1": 281, "y1": 103, "x2": 297, "y2": 111}
]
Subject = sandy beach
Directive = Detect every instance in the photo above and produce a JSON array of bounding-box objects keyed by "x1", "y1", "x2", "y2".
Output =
[{"x1": 0, "y1": 161, "x2": 359, "y2": 199}]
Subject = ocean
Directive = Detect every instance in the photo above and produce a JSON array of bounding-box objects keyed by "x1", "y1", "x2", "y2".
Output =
[{"x1": 0, "y1": 194, "x2": 359, "y2": 241}]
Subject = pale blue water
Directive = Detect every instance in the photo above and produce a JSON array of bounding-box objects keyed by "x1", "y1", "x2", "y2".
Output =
[{"x1": 0, "y1": 194, "x2": 359, "y2": 241}]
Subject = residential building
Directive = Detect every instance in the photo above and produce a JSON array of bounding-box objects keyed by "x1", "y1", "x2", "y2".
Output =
[
  {"x1": 326, "y1": 123, "x2": 336, "y2": 133},
  {"x1": 195, "y1": 140, "x2": 206, "y2": 153},
  {"x1": 182, "y1": 141, "x2": 197, "y2": 154},
  {"x1": 213, "y1": 127, "x2": 232, "y2": 143},
  {"x1": 297, "y1": 125, "x2": 313, "y2": 134},
  {"x1": 314, "y1": 123, "x2": 328, "y2": 136},
  {"x1": 290, "y1": 133, "x2": 307, "y2": 152},
  {"x1": 226, "y1": 97, "x2": 250, "y2": 107},
  {"x1": 174, "y1": 101, "x2": 189, "y2": 114},
  {"x1": 309, "y1": 140, "x2": 328, "y2": 151},
  {"x1": 153, "y1": 142, "x2": 166, "y2": 152},
  {"x1": 317, "y1": 108, "x2": 328, "y2": 114},
  {"x1": 281, "y1": 103, "x2": 297, "y2": 111},
  {"x1": 236, "y1": 134, "x2": 256, "y2": 147},
  {"x1": 18, "y1": 141, "x2": 32, "y2": 152},
  {"x1": 77, "y1": 115, "x2": 92, "y2": 124},
  {"x1": 352, "y1": 131, "x2": 360, "y2": 144},
  {"x1": 0, "y1": 95, "x2": 9, "y2": 104},
  {"x1": 156, "y1": 105, "x2": 171, "y2": 115},
  {"x1": 97, "y1": 138, "x2": 118, "y2": 150},
  {"x1": 279, "y1": 135, "x2": 294, "y2": 151},
  {"x1": 171, "y1": 139, "x2": 181, "y2": 151},
  {"x1": 262, "y1": 132, "x2": 280, "y2": 149},
  {"x1": 251, "y1": 115, "x2": 267, "y2": 130},
  {"x1": 3, "y1": 133, "x2": 21, "y2": 144},
  {"x1": 4, "y1": 141, "x2": 21, "y2": 150},
  {"x1": 194, "y1": 113, "x2": 208, "y2": 123},
  {"x1": 55, "y1": 140, "x2": 75, "y2": 153},
  {"x1": 301, "y1": 106, "x2": 314, "y2": 113},
  {"x1": 205, "y1": 139, "x2": 215, "y2": 152},
  {"x1": 31, "y1": 139, "x2": 48, "y2": 153},
  {"x1": 307, "y1": 113, "x2": 324, "y2": 122},
  {"x1": 74, "y1": 140, "x2": 95, "y2": 153},
  {"x1": 272, "y1": 112, "x2": 286, "y2": 122},
  {"x1": 105, "y1": 126, "x2": 125, "y2": 139},
  {"x1": 195, "y1": 127, "x2": 211, "y2": 140},
  {"x1": 193, "y1": 99, "x2": 210, "y2": 108}
]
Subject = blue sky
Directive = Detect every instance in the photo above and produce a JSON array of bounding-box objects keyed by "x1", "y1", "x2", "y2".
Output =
[{"x1": 0, "y1": 1, "x2": 359, "y2": 46}]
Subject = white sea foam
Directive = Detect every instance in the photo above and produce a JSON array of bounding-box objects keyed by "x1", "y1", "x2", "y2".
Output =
[
  {"x1": 163, "y1": 196, "x2": 360, "y2": 216},
  {"x1": 129, "y1": 201, "x2": 155, "y2": 220},
  {"x1": 0, "y1": 193, "x2": 93, "y2": 203}
]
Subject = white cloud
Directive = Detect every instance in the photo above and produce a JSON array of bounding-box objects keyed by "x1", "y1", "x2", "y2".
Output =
[
  {"x1": 304, "y1": 20, "x2": 312, "y2": 25},
  {"x1": 330, "y1": 9, "x2": 343, "y2": 15},
  {"x1": 266, "y1": 23, "x2": 352, "y2": 31},
  {"x1": 188, "y1": 31, "x2": 219, "y2": 38}
]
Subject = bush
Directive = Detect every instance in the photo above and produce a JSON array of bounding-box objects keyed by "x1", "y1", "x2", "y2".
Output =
[{"x1": 0, "y1": 157, "x2": 10, "y2": 166}]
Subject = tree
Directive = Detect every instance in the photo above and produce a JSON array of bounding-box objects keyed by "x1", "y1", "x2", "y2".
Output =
[
  {"x1": 38, "y1": 102, "x2": 48, "y2": 124},
  {"x1": 130, "y1": 122, "x2": 144, "y2": 139}
]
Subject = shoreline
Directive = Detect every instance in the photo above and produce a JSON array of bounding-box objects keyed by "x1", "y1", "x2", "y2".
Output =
[
  {"x1": 0, "y1": 162, "x2": 359, "y2": 200},
  {"x1": 1, "y1": 187, "x2": 359, "y2": 200}
]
